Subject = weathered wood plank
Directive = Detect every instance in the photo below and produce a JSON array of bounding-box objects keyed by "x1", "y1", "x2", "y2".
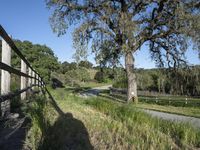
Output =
[
  {"x1": 28, "y1": 67, "x2": 32, "y2": 87},
  {"x1": 0, "y1": 62, "x2": 33, "y2": 78},
  {"x1": 0, "y1": 85, "x2": 36, "y2": 102},
  {"x1": 0, "y1": 25, "x2": 45, "y2": 112},
  {"x1": 1, "y1": 38, "x2": 11, "y2": 117},
  {"x1": 36, "y1": 74, "x2": 39, "y2": 88},
  {"x1": 32, "y1": 71, "x2": 35, "y2": 90},
  {"x1": 0, "y1": 25, "x2": 40, "y2": 77},
  {"x1": 20, "y1": 60, "x2": 27, "y2": 100}
]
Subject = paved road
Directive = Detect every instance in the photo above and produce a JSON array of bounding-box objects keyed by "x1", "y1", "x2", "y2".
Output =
[
  {"x1": 80, "y1": 86, "x2": 200, "y2": 128},
  {"x1": 143, "y1": 109, "x2": 200, "y2": 128}
]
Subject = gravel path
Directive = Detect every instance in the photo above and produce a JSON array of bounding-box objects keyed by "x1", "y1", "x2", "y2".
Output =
[{"x1": 143, "y1": 109, "x2": 200, "y2": 128}]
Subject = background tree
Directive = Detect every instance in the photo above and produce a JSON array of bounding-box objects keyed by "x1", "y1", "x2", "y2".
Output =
[
  {"x1": 13, "y1": 40, "x2": 60, "y2": 82},
  {"x1": 46, "y1": 0, "x2": 200, "y2": 103},
  {"x1": 79, "y1": 60, "x2": 93, "y2": 69}
]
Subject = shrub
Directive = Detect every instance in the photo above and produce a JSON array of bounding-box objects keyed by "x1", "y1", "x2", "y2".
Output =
[
  {"x1": 94, "y1": 71, "x2": 104, "y2": 82},
  {"x1": 64, "y1": 67, "x2": 91, "y2": 87}
]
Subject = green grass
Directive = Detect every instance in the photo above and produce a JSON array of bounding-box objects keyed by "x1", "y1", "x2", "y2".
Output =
[
  {"x1": 25, "y1": 88, "x2": 200, "y2": 149},
  {"x1": 139, "y1": 95, "x2": 200, "y2": 101},
  {"x1": 107, "y1": 91, "x2": 200, "y2": 107},
  {"x1": 139, "y1": 96, "x2": 200, "y2": 107},
  {"x1": 135, "y1": 103, "x2": 200, "y2": 118}
]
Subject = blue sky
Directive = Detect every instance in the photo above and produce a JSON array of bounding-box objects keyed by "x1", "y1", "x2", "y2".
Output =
[{"x1": 0, "y1": 0, "x2": 199, "y2": 68}]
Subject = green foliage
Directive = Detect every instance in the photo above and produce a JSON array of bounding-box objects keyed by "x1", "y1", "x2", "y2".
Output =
[
  {"x1": 59, "y1": 61, "x2": 93, "y2": 74},
  {"x1": 85, "y1": 98, "x2": 200, "y2": 148},
  {"x1": 112, "y1": 69, "x2": 127, "y2": 88},
  {"x1": 59, "y1": 61, "x2": 78, "y2": 74},
  {"x1": 47, "y1": 0, "x2": 200, "y2": 68},
  {"x1": 47, "y1": 0, "x2": 200, "y2": 102},
  {"x1": 93, "y1": 67, "x2": 114, "y2": 83},
  {"x1": 94, "y1": 71, "x2": 104, "y2": 83},
  {"x1": 113, "y1": 66, "x2": 200, "y2": 96},
  {"x1": 13, "y1": 40, "x2": 60, "y2": 82},
  {"x1": 94, "y1": 71, "x2": 112, "y2": 83},
  {"x1": 79, "y1": 60, "x2": 93, "y2": 69},
  {"x1": 65, "y1": 67, "x2": 91, "y2": 87},
  {"x1": 113, "y1": 78, "x2": 128, "y2": 89}
]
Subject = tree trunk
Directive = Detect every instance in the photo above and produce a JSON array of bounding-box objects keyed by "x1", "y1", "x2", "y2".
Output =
[{"x1": 125, "y1": 52, "x2": 138, "y2": 103}]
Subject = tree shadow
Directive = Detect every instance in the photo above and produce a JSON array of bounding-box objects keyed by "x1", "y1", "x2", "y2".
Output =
[{"x1": 38, "y1": 89, "x2": 93, "y2": 150}]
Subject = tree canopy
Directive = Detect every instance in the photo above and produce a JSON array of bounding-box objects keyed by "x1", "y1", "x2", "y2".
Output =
[
  {"x1": 46, "y1": 0, "x2": 200, "y2": 102},
  {"x1": 13, "y1": 40, "x2": 60, "y2": 82}
]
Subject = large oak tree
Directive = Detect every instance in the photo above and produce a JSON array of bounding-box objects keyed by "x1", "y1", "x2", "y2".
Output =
[{"x1": 46, "y1": 0, "x2": 200, "y2": 103}]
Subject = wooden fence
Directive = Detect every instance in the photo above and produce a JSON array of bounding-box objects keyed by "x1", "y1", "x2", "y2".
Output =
[
  {"x1": 109, "y1": 87, "x2": 200, "y2": 107},
  {"x1": 0, "y1": 25, "x2": 45, "y2": 118}
]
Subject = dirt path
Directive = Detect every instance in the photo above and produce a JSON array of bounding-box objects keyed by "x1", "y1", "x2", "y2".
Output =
[{"x1": 79, "y1": 85, "x2": 112, "y2": 97}]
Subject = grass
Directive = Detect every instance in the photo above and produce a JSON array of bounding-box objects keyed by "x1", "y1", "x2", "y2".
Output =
[
  {"x1": 102, "y1": 91, "x2": 200, "y2": 119},
  {"x1": 24, "y1": 87, "x2": 200, "y2": 149},
  {"x1": 106, "y1": 91, "x2": 200, "y2": 108},
  {"x1": 135, "y1": 103, "x2": 200, "y2": 118},
  {"x1": 139, "y1": 95, "x2": 200, "y2": 101},
  {"x1": 139, "y1": 96, "x2": 200, "y2": 107}
]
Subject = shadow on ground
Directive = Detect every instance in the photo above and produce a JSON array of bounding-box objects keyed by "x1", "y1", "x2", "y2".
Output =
[
  {"x1": 37, "y1": 89, "x2": 93, "y2": 150},
  {"x1": 0, "y1": 89, "x2": 93, "y2": 150},
  {"x1": 0, "y1": 93, "x2": 34, "y2": 150},
  {"x1": 38, "y1": 112, "x2": 93, "y2": 150},
  {"x1": 0, "y1": 116, "x2": 31, "y2": 150}
]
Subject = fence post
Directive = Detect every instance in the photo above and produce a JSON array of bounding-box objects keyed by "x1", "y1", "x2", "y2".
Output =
[
  {"x1": 35, "y1": 74, "x2": 37, "y2": 87},
  {"x1": 39, "y1": 77, "x2": 42, "y2": 88},
  {"x1": 39, "y1": 77, "x2": 43, "y2": 94},
  {"x1": 36, "y1": 74, "x2": 39, "y2": 87},
  {"x1": 32, "y1": 71, "x2": 35, "y2": 90},
  {"x1": 39, "y1": 77, "x2": 41, "y2": 87},
  {"x1": 28, "y1": 68, "x2": 32, "y2": 87},
  {"x1": 21, "y1": 60, "x2": 27, "y2": 100},
  {"x1": 1, "y1": 38, "x2": 11, "y2": 117}
]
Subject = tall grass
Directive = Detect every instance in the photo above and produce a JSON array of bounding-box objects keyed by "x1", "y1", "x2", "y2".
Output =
[
  {"x1": 84, "y1": 98, "x2": 200, "y2": 148},
  {"x1": 24, "y1": 95, "x2": 58, "y2": 150},
  {"x1": 25, "y1": 88, "x2": 200, "y2": 149}
]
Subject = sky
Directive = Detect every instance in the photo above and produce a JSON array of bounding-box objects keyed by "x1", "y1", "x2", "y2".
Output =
[{"x1": 0, "y1": 0, "x2": 199, "y2": 69}]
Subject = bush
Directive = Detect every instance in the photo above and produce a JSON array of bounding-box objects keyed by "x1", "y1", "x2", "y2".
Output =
[
  {"x1": 64, "y1": 67, "x2": 91, "y2": 87},
  {"x1": 94, "y1": 71, "x2": 111, "y2": 83},
  {"x1": 94, "y1": 71, "x2": 104, "y2": 82},
  {"x1": 113, "y1": 77, "x2": 128, "y2": 88},
  {"x1": 113, "y1": 70, "x2": 128, "y2": 88}
]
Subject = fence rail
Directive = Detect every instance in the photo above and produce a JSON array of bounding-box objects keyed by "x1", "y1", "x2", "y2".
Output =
[
  {"x1": 109, "y1": 87, "x2": 200, "y2": 107},
  {"x1": 0, "y1": 25, "x2": 45, "y2": 118}
]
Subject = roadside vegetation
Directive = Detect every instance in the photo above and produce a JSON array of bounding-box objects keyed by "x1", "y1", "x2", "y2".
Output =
[{"x1": 24, "y1": 87, "x2": 200, "y2": 149}]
